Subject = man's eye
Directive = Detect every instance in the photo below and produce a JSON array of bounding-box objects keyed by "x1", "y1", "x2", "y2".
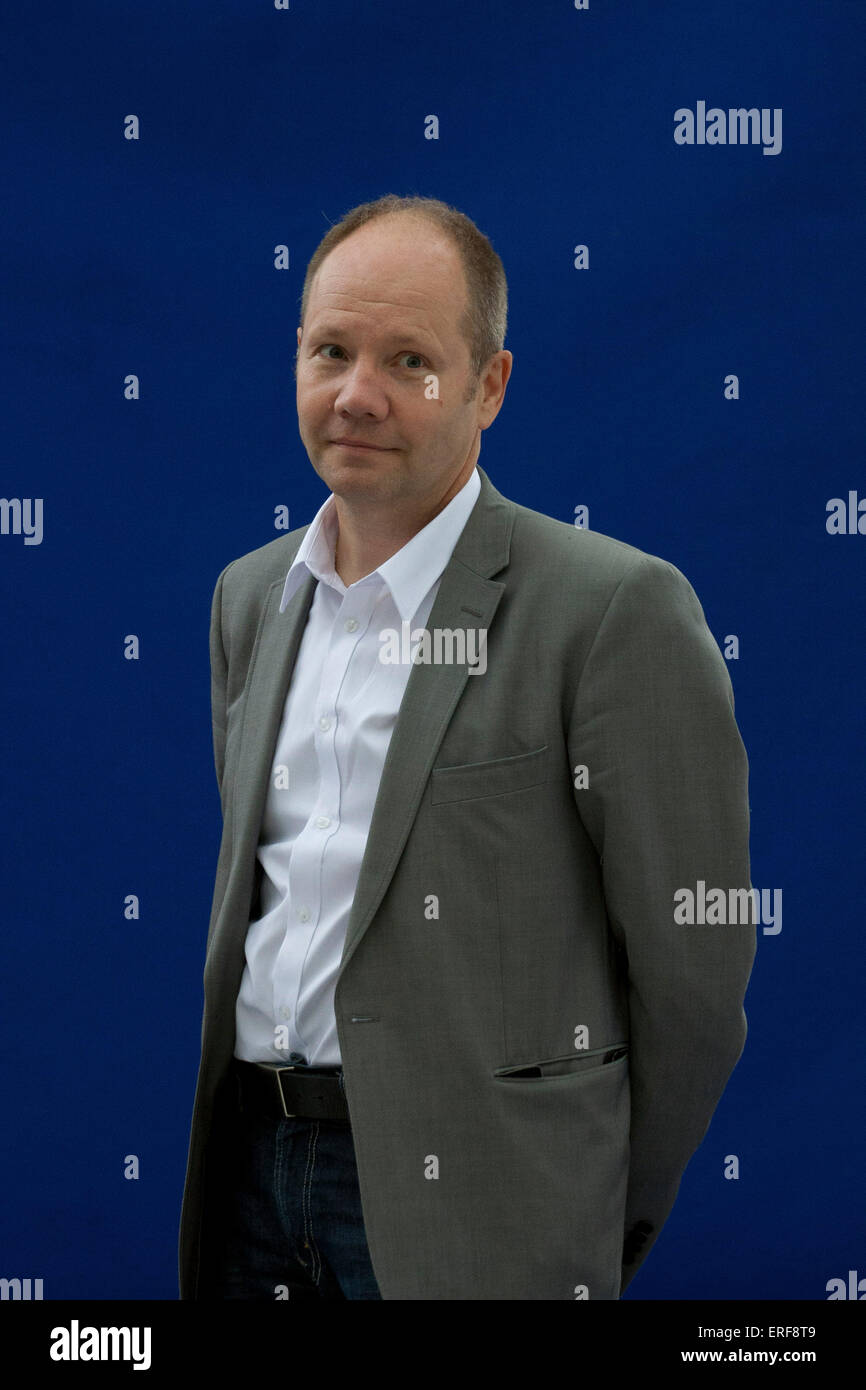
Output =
[{"x1": 316, "y1": 346, "x2": 426, "y2": 368}]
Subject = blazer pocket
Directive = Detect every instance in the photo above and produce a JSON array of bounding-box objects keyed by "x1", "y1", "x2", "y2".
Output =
[
  {"x1": 493, "y1": 1045, "x2": 629, "y2": 1081},
  {"x1": 431, "y1": 744, "x2": 552, "y2": 805}
]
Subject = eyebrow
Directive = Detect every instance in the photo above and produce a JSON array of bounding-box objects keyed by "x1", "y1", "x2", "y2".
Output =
[{"x1": 306, "y1": 324, "x2": 436, "y2": 350}]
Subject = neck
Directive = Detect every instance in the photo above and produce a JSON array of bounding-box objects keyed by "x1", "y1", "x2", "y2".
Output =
[{"x1": 332, "y1": 457, "x2": 477, "y2": 587}]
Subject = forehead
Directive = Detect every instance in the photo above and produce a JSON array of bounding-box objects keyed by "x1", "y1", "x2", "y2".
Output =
[{"x1": 307, "y1": 217, "x2": 466, "y2": 335}]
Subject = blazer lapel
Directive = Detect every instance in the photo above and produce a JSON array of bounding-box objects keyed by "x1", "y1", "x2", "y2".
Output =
[
  {"x1": 340, "y1": 554, "x2": 507, "y2": 972},
  {"x1": 230, "y1": 567, "x2": 317, "y2": 882},
  {"x1": 342, "y1": 467, "x2": 513, "y2": 969}
]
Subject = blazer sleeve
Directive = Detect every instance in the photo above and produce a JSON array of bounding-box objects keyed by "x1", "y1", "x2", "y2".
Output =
[{"x1": 568, "y1": 552, "x2": 756, "y2": 1295}]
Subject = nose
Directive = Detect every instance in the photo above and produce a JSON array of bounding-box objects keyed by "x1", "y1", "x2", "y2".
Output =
[{"x1": 332, "y1": 359, "x2": 390, "y2": 418}]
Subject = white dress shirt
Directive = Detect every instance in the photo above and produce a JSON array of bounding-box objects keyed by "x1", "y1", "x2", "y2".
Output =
[{"x1": 233, "y1": 465, "x2": 482, "y2": 1067}]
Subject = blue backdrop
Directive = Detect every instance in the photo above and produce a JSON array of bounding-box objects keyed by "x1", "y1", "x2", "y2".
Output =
[{"x1": 2, "y1": 0, "x2": 863, "y2": 1300}]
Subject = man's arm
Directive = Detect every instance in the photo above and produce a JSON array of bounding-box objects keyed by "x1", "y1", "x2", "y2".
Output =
[{"x1": 568, "y1": 553, "x2": 756, "y2": 1294}]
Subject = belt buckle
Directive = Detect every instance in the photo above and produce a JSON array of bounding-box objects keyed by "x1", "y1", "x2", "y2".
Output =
[{"x1": 273, "y1": 1065, "x2": 298, "y2": 1119}]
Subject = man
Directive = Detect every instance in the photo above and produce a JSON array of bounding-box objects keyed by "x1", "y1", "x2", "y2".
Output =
[{"x1": 179, "y1": 194, "x2": 755, "y2": 1301}]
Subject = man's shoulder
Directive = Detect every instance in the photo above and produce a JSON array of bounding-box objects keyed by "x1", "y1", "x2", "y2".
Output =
[{"x1": 503, "y1": 492, "x2": 680, "y2": 594}]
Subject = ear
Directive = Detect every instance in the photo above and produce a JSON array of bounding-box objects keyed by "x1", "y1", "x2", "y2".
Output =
[{"x1": 297, "y1": 326, "x2": 302, "y2": 347}]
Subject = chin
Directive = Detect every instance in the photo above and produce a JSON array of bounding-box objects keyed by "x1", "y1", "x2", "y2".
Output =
[{"x1": 316, "y1": 449, "x2": 401, "y2": 482}]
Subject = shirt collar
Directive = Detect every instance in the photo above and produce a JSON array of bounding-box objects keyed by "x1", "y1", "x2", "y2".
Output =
[{"x1": 279, "y1": 466, "x2": 481, "y2": 622}]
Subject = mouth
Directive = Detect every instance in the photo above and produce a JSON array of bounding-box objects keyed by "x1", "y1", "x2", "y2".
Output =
[{"x1": 331, "y1": 440, "x2": 393, "y2": 451}]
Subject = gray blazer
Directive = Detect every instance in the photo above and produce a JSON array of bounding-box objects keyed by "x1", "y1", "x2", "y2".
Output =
[{"x1": 178, "y1": 464, "x2": 755, "y2": 1300}]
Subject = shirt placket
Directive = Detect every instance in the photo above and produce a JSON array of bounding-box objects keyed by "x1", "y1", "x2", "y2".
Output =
[{"x1": 275, "y1": 578, "x2": 381, "y2": 1055}]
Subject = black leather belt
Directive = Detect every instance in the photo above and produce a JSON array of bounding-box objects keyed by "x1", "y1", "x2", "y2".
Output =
[{"x1": 232, "y1": 1058, "x2": 350, "y2": 1123}]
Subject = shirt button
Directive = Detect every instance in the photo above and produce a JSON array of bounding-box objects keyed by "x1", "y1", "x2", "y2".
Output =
[
  {"x1": 318, "y1": 715, "x2": 331, "y2": 731},
  {"x1": 279, "y1": 1007, "x2": 291, "y2": 1020},
  {"x1": 344, "y1": 618, "x2": 359, "y2": 632},
  {"x1": 298, "y1": 907, "x2": 310, "y2": 922},
  {"x1": 315, "y1": 815, "x2": 330, "y2": 828}
]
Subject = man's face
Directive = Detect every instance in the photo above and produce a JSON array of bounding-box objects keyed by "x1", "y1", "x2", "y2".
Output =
[{"x1": 295, "y1": 215, "x2": 503, "y2": 511}]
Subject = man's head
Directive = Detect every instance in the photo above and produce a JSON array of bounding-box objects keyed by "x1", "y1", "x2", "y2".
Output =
[{"x1": 294, "y1": 195, "x2": 512, "y2": 514}]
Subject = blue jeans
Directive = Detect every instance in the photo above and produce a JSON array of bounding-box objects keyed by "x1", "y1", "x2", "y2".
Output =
[{"x1": 209, "y1": 1064, "x2": 383, "y2": 1301}]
